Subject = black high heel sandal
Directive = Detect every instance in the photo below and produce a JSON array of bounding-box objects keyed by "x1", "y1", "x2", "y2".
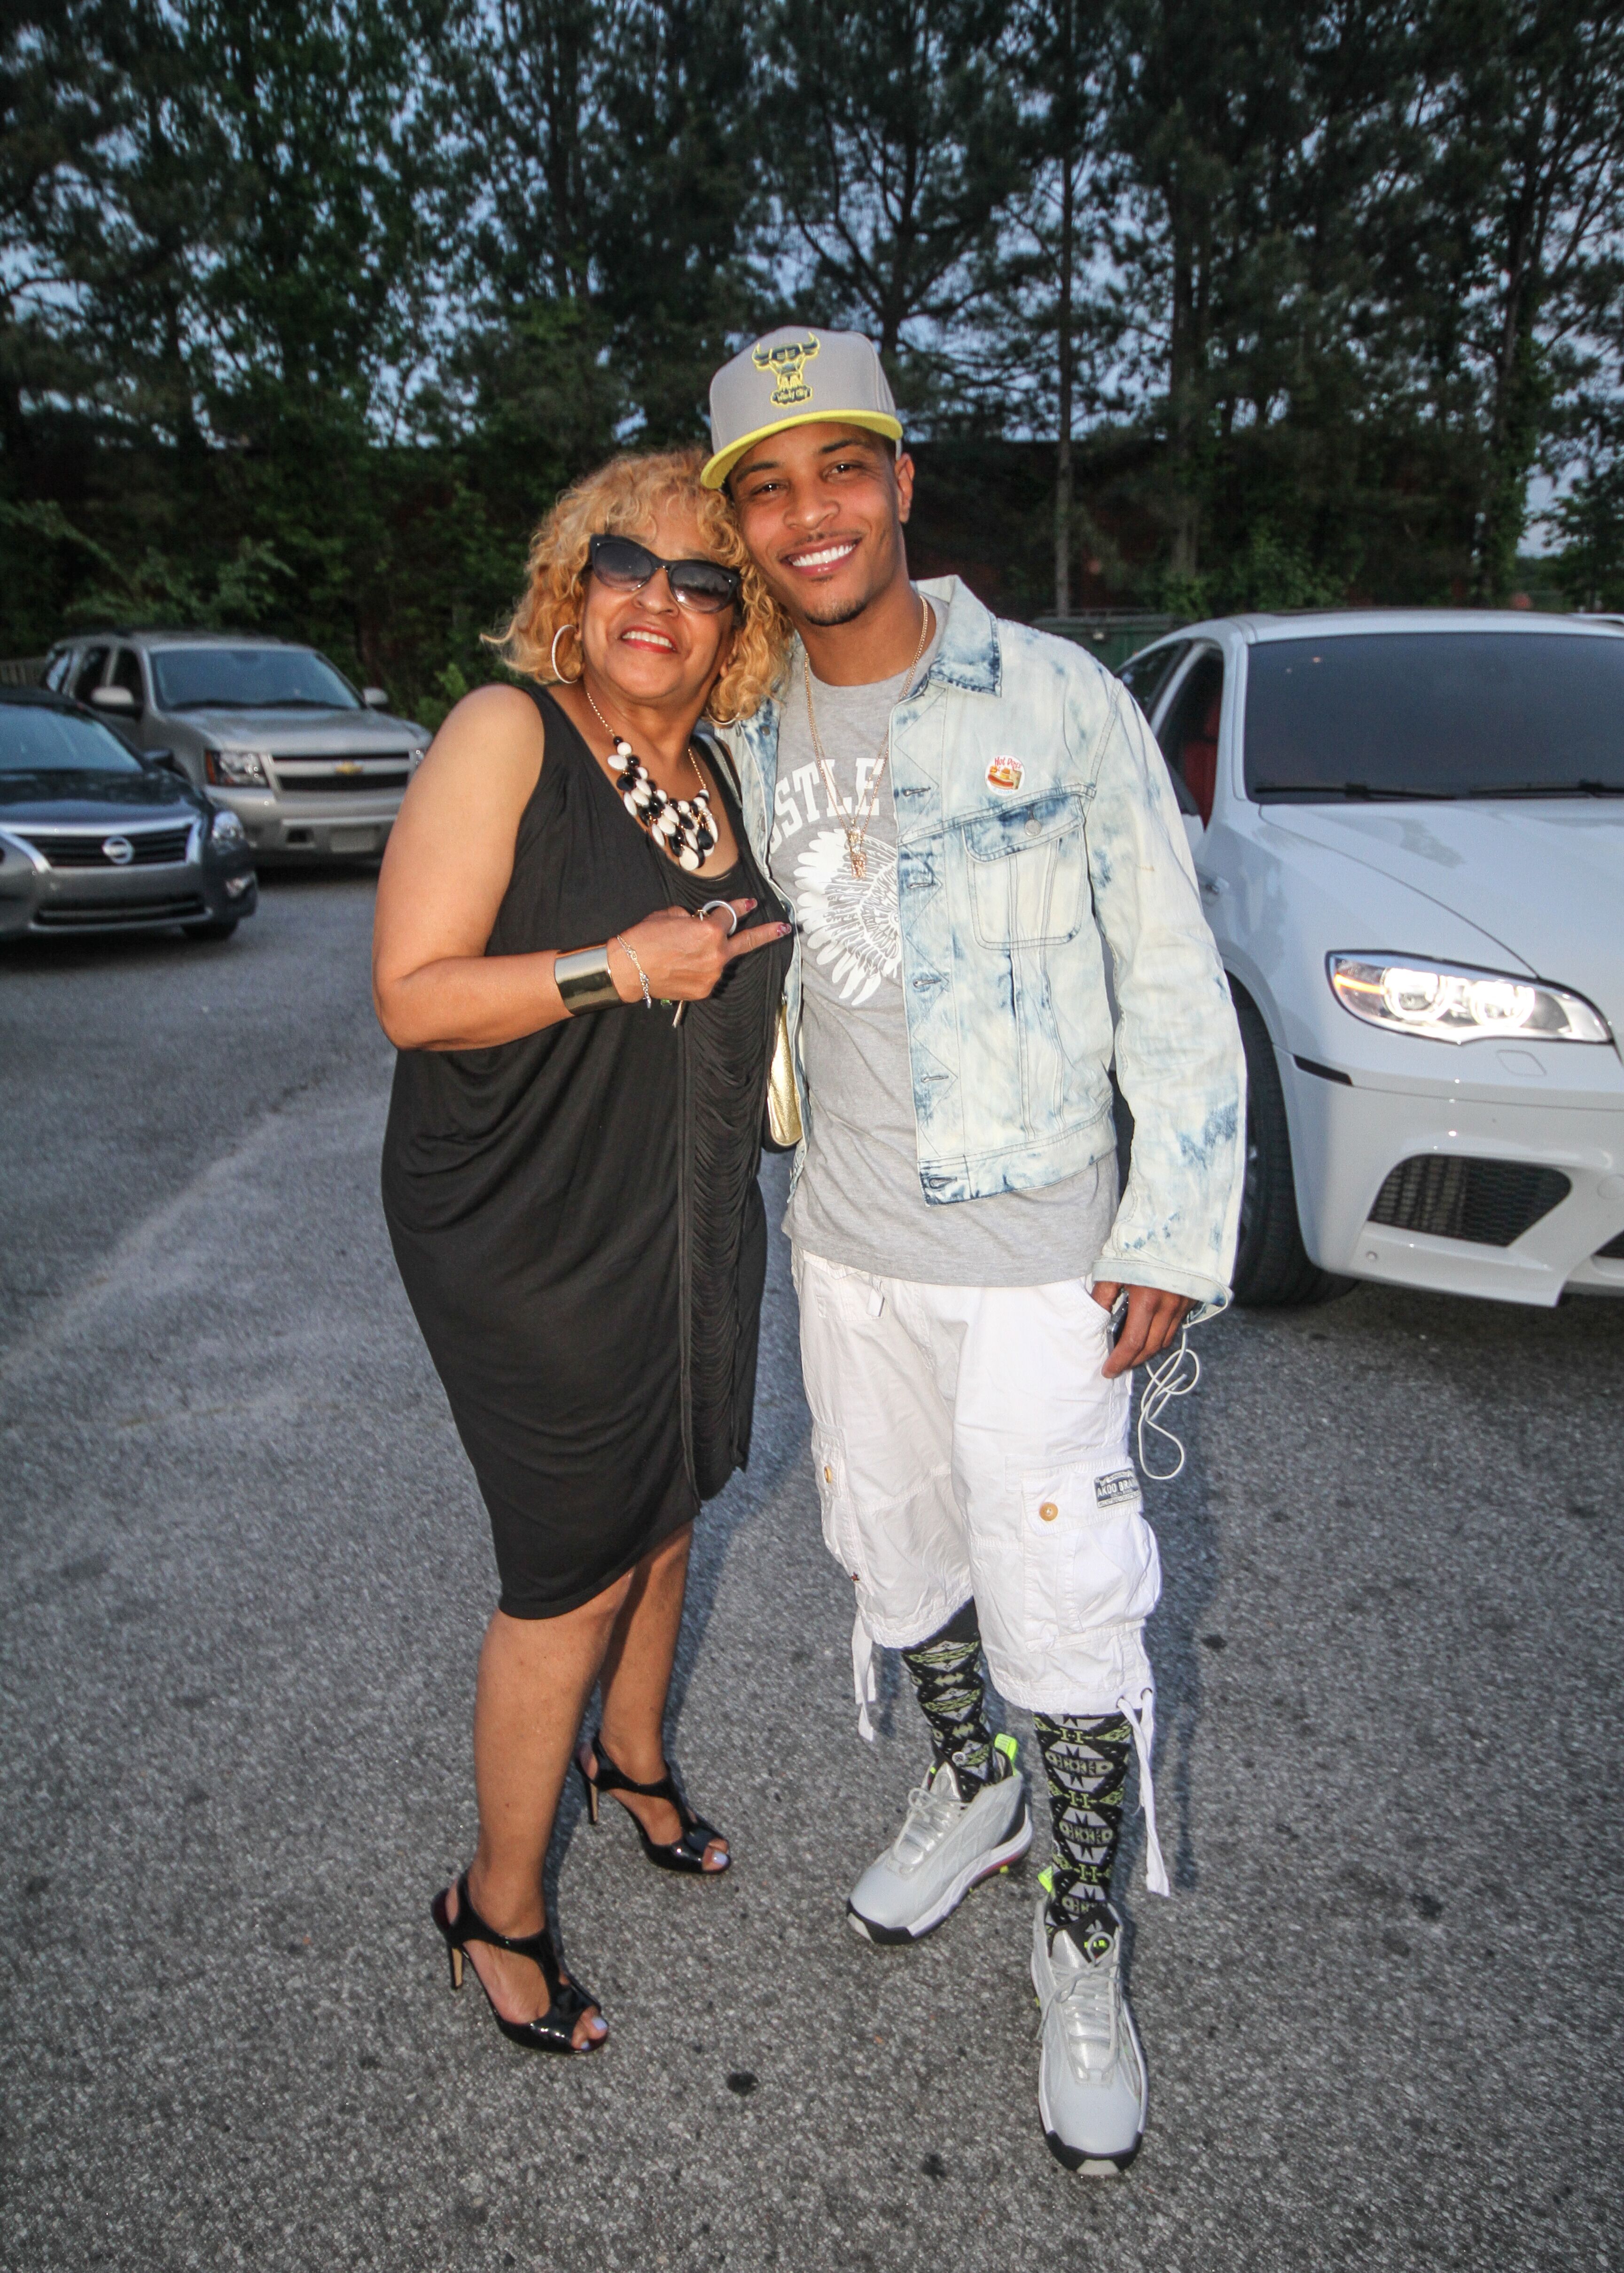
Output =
[
  {"x1": 575, "y1": 1732, "x2": 730, "y2": 1876},
  {"x1": 429, "y1": 1872, "x2": 604, "y2": 2054}
]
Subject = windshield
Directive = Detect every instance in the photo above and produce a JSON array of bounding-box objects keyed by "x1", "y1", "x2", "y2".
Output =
[
  {"x1": 0, "y1": 705, "x2": 144, "y2": 775},
  {"x1": 150, "y1": 645, "x2": 359, "y2": 712},
  {"x1": 1245, "y1": 632, "x2": 1624, "y2": 799}
]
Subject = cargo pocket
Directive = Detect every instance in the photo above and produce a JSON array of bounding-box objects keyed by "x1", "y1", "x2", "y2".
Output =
[
  {"x1": 1020, "y1": 1452, "x2": 1161, "y2": 1639},
  {"x1": 811, "y1": 1427, "x2": 880, "y2": 1742},
  {"x1": 811, "y1": 1426, "x2": 865, "y2": 1583}
]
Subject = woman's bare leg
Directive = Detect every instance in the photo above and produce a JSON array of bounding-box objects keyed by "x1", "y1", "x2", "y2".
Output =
[
  {"x1": 589, "y1": 1523, "x2": 727, "y2": 1870},
  {"x1": 448, "y1": 1578, "x2": 632, "y2": 2046}
]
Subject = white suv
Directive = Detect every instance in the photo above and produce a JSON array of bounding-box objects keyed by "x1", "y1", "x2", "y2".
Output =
[{"x1": 1119, "y1": 611, "x2": 1624, "y2": 1308}]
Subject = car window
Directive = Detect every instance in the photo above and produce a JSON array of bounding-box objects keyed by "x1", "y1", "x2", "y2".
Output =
[
  {"x1": 1245, "y1": 631, "x2": 1624, "y2": 797},
  {"x1": 0, "y1": 704, "x2": 145, "y2": 774},
  {"x1": 112, "y1": 648, "x2": 146, "y2": 708},
  {"x1": 1156, "y1": 648, "x2": 1223, "y2": 824},
  {"x1": 1117, "y1": 640, "x2": 1191, "y2": 718},
  {"x1": 71, "y1": 646, "x2": 110, "y2": 702},
  {"x1": 43, "y1": 650, "x2": 74, "y2": 692},
  {"x1": 149, "y1": 645, "x2": 359, "y2": 711}
]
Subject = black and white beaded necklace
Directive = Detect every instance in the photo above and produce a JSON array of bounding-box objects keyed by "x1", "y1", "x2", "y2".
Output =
[{"x1": 583, "y1": 682, "x2": 718, "y2": 872}]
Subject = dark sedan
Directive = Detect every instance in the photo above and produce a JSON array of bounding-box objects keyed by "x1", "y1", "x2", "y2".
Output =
[{"x1": 0, "y1": 688, "x2": 257, "y2": 941}]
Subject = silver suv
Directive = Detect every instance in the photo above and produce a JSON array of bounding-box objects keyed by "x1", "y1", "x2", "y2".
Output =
[{"x1": 42, "y1": 630, "x2": 430, "y2": 861}]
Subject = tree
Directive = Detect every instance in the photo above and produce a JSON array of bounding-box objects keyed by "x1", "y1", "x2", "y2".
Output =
[
  {"x1": 7, "y1": 0, "x2": 1624, "y2": 677},
  {"x1": 1546, "y1": 243, "x2": 1624, "y2": 609},
  {"x1": 2, "y1": 1, "x2": 459, "y2": 679},
  {"x1": 1409, "y1": 0, "x2": 1624, "y2": 601},
  {"x1": 996, "y1": 0, "x2": 1116, "y2": 616},
  {"x1": 1101, "y1": 0, "x2": 1389, "y2": 588},
  {"x1": 761, "y1": 0, "x2": 1025, "y2": 411},
  {"x1": 0, "y1": 5, "x2": 117, "y2": 480},
  {"x1": 441, "y1": 0, "x2": 765, "y2": 444}
]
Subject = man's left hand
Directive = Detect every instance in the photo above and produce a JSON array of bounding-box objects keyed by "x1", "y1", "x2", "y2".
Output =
[{"x1": 1090, "y1": 1281, "x2": 1193, "y2": 1378}]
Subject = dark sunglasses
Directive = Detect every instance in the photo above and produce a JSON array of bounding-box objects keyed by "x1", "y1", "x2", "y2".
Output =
[{"x1": 587, "y1": 532, "x2": 741, "y2": 614}]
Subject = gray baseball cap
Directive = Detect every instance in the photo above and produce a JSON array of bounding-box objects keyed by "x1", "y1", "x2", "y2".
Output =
[{"x1": 702, "y1": 325, "x2": 903, "y2": 490}]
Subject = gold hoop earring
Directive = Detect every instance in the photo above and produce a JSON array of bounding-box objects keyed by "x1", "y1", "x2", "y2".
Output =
[{"x1": 550, "y1": 623, "x2": 583, "y2": 683}]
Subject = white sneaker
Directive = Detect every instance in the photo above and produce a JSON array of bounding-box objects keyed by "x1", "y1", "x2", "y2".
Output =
[
  {"x1": 847, "y1": 1734, "x2": 1031, "y2": 1945},
  {"x1": 1031, "y1": 1890, "x2": 1147, "y2": 2173}
]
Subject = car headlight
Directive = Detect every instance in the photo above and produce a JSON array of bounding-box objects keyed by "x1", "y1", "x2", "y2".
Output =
[
  {"x1": 407, "y1": 744, "x2": 429, "y2": 775},
  {"x1": 1329, "y1": 955, "x2": 1611, "y2": 1045},
  {"x1": 211, "y1": 808, "x2": 248, "y2": 845},
  {"x1": 205, "y1": 748, "x2": 270, "y2": 787}
]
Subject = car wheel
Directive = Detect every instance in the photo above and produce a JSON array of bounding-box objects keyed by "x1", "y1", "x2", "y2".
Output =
[
  {"x1": 1231, "y1": 991, "x2": 1354, "y2": 1308},
  {"x1": 181, "y1": 917, "x2": 239, "y2": 941}
]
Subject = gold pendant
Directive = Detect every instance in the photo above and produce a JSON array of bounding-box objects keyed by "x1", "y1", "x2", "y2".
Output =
[{"x1": 848, "y1": 838, "x2": 867, "y2": 881}]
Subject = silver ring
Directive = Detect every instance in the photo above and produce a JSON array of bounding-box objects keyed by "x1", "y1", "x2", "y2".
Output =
[{"x1": 697, "y1": 898, "x2": 739, "y2": 936}]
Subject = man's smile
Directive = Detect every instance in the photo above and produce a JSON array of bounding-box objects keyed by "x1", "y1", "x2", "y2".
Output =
[{"x1": 781, "y1": 539, "x2": 860, "y2": 575}]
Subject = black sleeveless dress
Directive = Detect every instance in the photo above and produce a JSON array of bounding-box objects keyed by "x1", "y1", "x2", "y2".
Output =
[{"x1": 381, "y1": 687, "x2": 790, "y2": 1618}]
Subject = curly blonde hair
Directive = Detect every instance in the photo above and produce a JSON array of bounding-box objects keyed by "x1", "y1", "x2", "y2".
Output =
[{"x1": 489, "y1": 445, "x2": 787, "y2": 725}]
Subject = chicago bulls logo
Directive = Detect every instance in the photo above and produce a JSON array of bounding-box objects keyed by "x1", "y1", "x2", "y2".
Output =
[{"x1": 752, "y1": 334, "x2": 821, "y2": 408}]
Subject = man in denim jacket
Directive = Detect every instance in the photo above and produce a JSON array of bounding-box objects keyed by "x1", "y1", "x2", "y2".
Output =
[{"x1": 706, "y1": 328, "x2": 1245, "y2": 2174}]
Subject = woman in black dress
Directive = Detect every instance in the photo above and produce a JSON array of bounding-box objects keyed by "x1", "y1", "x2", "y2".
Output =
[{"x1": 374, "y1": 448, "x2": 791, "y2": 2054}]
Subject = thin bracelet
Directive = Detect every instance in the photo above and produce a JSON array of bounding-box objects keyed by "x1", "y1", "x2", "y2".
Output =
[{"x1": 612, "y1": 933, "x2": 652, "y2": 1009}]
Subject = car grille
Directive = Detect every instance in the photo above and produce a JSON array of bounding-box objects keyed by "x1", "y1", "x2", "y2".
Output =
[
  {"x1": 16, "y1": 825, "x2": 194, "y2": 867},
  {"x1": 272, "y1": 757, "x2": 410, "y2": 793},
  {"x1": 35, "y1": 893, "x2": 207, "y2": 928},
  {"x1": 1595, "y1": 1227, "x2": 1624, "y2": 1260},
  {"x1": 1368, "y1": 1155, "x2": 1571, "y2": 1247}
]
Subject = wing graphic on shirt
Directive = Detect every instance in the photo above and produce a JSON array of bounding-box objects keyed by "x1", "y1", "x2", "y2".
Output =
[{"x1": 794, "y1": 829, "x2": 901, "y2": 1008}]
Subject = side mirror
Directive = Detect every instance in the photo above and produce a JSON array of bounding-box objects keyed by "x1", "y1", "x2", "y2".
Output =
[
  {"x1": 361, "y1": 686, "x2": 389, "y2": 710},
  {"x1": 91, "y1": 684, "x2": 138, "y2": 713}
]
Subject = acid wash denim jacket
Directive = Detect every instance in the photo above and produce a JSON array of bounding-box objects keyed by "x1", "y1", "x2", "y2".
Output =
[{"x1": 716, "y1": 576, "x2": 1246, "y2": 1315}]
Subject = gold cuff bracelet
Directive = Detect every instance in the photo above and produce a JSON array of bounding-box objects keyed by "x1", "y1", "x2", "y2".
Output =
[{"x1": 555, "y1": 945, "x2": 623, "y2": 1014}]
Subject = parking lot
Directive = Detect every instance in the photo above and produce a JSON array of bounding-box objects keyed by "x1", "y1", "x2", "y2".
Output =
[{"x1": 3, "y1": 870, "x2": 1621, "y2": 2272}]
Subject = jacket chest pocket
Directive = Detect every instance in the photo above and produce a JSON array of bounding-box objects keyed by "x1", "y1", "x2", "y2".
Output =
[{"x1": 962, "y1": 790, "x2": 1089, "y2": 949}]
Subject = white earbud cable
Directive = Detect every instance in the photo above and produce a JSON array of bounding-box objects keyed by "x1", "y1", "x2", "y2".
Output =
[{"x1": 1136, "y1": 1328, "x2": 1200, "y2": 1481}]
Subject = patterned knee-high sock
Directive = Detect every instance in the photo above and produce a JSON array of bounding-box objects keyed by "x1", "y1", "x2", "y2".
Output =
[
  {"x1": 901, "y1": 1600, "x2": 1004, "y2": 1792},
  {"x1": 1033, "y1": 1712, "x2": 1133, "y2": 1935}
]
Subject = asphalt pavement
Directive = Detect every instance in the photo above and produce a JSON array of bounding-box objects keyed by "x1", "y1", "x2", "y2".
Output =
[{"x1": 2, "y1": 871, "x2": 1620, "y2": 2272}]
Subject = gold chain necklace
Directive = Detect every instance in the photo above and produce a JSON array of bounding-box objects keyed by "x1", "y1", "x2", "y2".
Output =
[{"x1": 802, "y1": 595, "x2": 932, "y2": 881}]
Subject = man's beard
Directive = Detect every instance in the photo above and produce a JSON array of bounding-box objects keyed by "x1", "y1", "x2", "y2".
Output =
[{"x1": 795, "y1": 590, "x2": 874, "y2": 628}]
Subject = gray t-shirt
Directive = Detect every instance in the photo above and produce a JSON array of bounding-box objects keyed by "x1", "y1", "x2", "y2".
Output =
[{"x1": 768, "y1": 614, "x2": 1117, "y2": 1288}]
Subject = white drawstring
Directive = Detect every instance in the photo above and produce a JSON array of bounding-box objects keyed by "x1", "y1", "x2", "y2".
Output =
[
  {"x1": 852, "y1": 1604, "x2": 878, "y2": 1743},
  {"x1": 1136, "y1": 1328, "x2": 1199, "y2": 1481},
  {"x1": 1118, "y1": 1683, "x2": 1169, "y2": 1896}
]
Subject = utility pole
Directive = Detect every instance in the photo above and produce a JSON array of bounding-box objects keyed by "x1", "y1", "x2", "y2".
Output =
[
  {"x1": 1055, "y1": 147, "x2": 1074, "y2": 620},
  {"x1": 1052, "y1": 0, "x2": 1078, "y2": 621}
]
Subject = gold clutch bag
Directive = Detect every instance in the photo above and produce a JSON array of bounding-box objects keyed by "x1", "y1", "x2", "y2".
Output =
[{"x1": 765, "y1": 1000, "x2": 803, "y2": 1148}]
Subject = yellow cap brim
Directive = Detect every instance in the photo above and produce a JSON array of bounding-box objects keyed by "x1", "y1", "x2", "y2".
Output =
[{"x1": 701, "y1": 409, "x2": 904, "y2": 491}]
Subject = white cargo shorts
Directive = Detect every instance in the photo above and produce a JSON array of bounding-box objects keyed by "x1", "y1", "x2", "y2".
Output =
[{"x1": 794, "y1": 1249, "x2": 1167, "y2": 1890}]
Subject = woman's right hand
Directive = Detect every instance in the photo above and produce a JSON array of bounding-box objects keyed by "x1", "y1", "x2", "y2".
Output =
[{"x1": 610, "y1": 900, "x2": 791, "y2": 1003}]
